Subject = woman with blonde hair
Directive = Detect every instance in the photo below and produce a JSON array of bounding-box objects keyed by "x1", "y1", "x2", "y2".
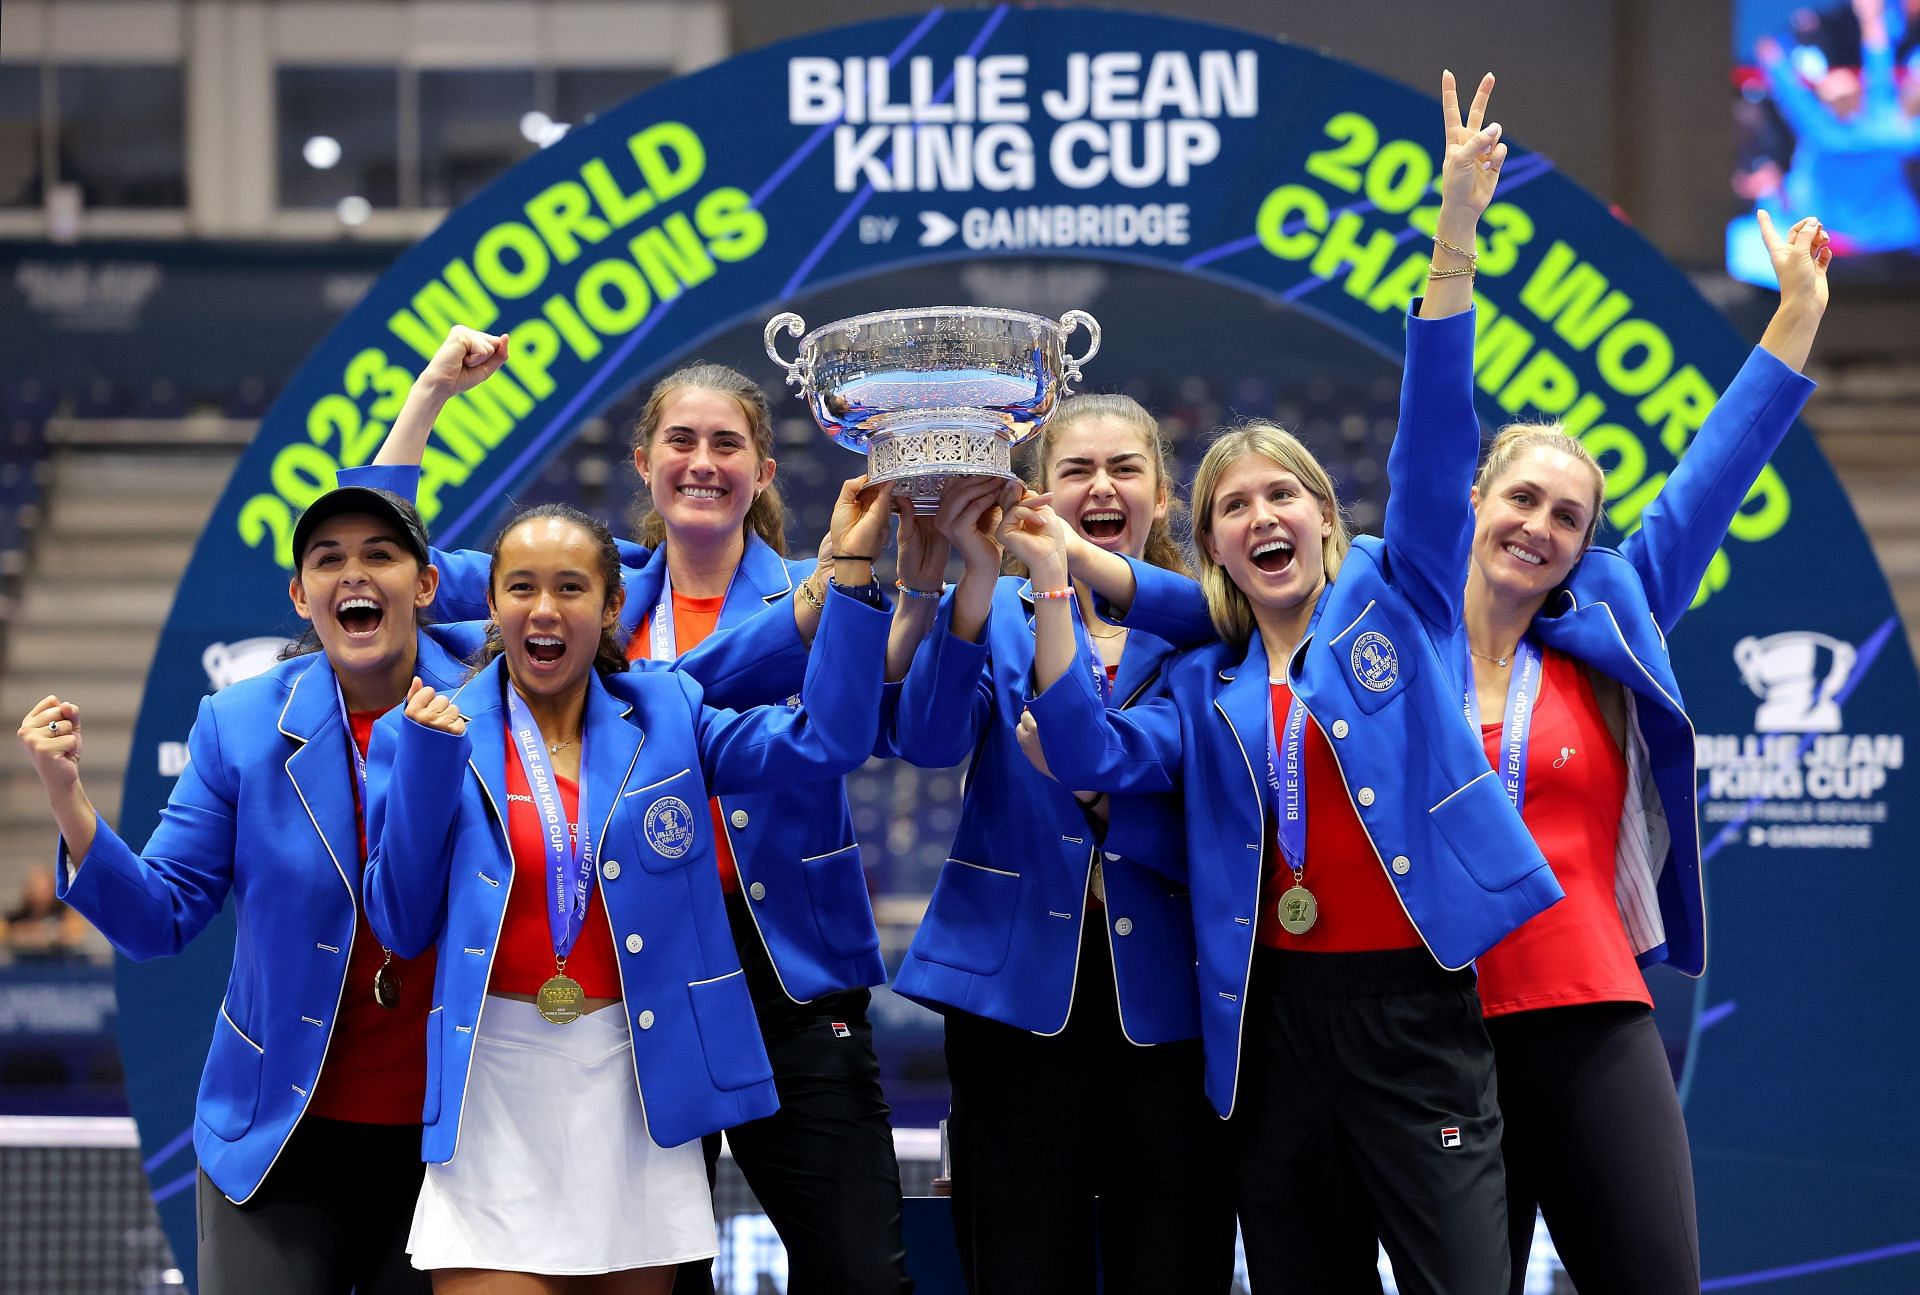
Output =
[
  {"x1": 1461, "y1": 208, "x2": 1828, "y2": 1294},
  {"x1": 887, "y1": 392, "x2": 1233, "y2": 1292},
  {"x1": 1016, "y1": 72, "x2": 1550, "y2": 1293}
]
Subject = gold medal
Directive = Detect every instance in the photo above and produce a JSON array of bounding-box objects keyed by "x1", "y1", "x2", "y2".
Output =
[
  {"x1": 372, "y1": 953, "x2": 401, "y2": 1010},
  {"x1": 1090, "y1": 861, "x2": 1106, "y2": 904},
  {"x1": 1277, "y1": 884, "x2": 1319, "y2": 935},
  {"x1": 536, "y1": 971, "x2": 585, "y2": 1025}
]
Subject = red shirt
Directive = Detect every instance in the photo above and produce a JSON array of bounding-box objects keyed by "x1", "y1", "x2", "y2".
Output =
[
  {"x1": 1475, "y1": 649, "x2": 1648, "y2": 1016},
  {"x1": 629, "y1": 590, "x2": 741, "y2": 892},
  {"x1": 488, "y1": 742, "x2": 622, "y2": 998},
  {"x1": 305, "y1": 710, "x2": 435, "y2": 1125},
  {"x1": 1258, "y1": 683, "x2": 1422, "y2": 952}
]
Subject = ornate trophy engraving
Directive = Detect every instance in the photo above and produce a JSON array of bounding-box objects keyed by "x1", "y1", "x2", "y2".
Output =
[{"x1": 763, "y1": 306, "x2": 1101, "y2": 511}]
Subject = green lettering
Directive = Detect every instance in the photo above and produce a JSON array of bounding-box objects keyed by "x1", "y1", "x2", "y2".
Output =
[
  {"x1": 1255, "y1": 184, "x2": 1326, "y2": 260},
  {"x1": 1519, "y1": 242, "x2": 1635, "y2": 350},
  {"x1": 630, "y1": 122, "x2": 705, "y2": 205},
  {"x1": 473, "y1": 222, "x2": 551, "y2": 300},
  {"x1": 524, "y1": 180, "x2": 612, "y2": 264},
  {"x1": 1311, "y1": 211, "x2": 1398, "y2": 298}
]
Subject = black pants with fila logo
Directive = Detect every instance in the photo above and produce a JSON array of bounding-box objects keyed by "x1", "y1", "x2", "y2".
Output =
[
  {"x1": 1231, "y1": 946, "x2": 1508, "y2": 1295},
  {"x1": 673, "y1": 890, "x2": 912, "y2": 1295}
]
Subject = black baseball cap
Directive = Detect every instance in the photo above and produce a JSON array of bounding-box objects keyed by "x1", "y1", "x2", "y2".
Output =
[{"x1": 291, "y1": 486, "x2": 433, "y2": 568}]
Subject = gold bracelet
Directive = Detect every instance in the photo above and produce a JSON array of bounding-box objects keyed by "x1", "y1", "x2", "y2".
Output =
[
  {"x1": 796, "y1": 577, "x2": 825, "y2": 612},
  {"x1": 1432, "y1": 233, "x2": 1478, "y2": 263},
  {"x1": 1427, "y1": 263, "x2": 1476, "y2": 280}
]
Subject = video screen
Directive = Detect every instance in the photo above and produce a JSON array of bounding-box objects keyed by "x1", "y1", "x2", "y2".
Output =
[{"x1": 1732, "y1": 0, "x2": 1920, "y2": 284}]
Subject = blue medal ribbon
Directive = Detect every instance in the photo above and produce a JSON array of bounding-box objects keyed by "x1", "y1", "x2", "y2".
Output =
[
  {"x1": 1463, "y1": 638, "x2": 1544, "y2": 814},
  {"x1": 1259, "y1": 595, "x2": 1327, "y2": 877},
  {"x1": 1264, "y1": 689, "x2": 1309, "y2": 876},
  {"x1": 648, "y1": 565, "x2": 739, "y2": 662},
  {"x1": 506, "y1": 686, "x2": 593, "y2": 962}
]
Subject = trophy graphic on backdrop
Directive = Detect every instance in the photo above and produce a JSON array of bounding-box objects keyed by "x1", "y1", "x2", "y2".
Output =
[{"x1": 763, "y1": 306, "x2": 1101, "y2": 511}]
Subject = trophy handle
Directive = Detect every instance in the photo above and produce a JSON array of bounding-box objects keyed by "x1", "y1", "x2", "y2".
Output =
[
  {"x1": 763, "y1": 313, "x2": 809, "y2": 388},
  {"x1": 1058, "y1": 310, "x2": 1101, "y2": 386}
]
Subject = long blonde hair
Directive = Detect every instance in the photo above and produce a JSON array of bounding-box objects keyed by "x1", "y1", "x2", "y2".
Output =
[
  {"x1": 1023, "y1": 393, "x2": 1191, "y2": 577},
  {"x1": 629, "y1": 363, "x2": 788, "y2": 556},
  {"x1": 1190, "y1": 423, "x2": 1351, "y2": 647},
  {"x1": 1473, "y1": 423, "x2": 1606, "y2": 547}
]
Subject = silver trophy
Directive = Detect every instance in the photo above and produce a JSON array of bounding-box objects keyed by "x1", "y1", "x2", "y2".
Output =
[{"x1": 763, "y1": 306, "x2": 1101, "y2": 511}]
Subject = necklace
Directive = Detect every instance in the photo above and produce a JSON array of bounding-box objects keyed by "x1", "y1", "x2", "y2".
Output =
[
  {"x1": 547, "y1": 740, "x2": 574, "y2": 756},
  {"x1": 1085, "y1": 622, "x2": 1129, "y2": 641},
  {"x1": 1468, "y1": 645, "x2": 1513, "y2": 668}
]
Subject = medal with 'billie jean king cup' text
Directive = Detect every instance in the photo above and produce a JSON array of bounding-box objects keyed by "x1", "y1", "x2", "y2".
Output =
[
  {"x1": 505, "y1": 687, "x2": 594, "y2": 1025},
  {"x1": 765, "y1": 305, "x2": 1100, "y2": 513}
]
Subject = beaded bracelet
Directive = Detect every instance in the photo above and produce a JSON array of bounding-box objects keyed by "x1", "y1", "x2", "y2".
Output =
[
  {"x1": 1032, "y1": 587, "x2": 1076, "y2": 601},
  {"x1": 895, "y1": 580, "x2": 943, "y2": 600}
]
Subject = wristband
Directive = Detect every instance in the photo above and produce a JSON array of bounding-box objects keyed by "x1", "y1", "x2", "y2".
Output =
[
  {"x1": 895, "y1": 580, "x2": 943, "y2": 600},
  {"x1": 831, "y1": 553, "x2": 875, "y2": 562},
  {"x1": 1033, "y1": 587, "x2": 1075, "y2": 601}
]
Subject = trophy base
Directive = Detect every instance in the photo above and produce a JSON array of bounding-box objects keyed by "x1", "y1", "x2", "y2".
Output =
[{"x1": 866, "y1": 419, "x2": 1018, "y2": 515}]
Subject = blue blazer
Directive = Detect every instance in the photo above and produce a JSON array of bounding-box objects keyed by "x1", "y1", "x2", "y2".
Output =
[
  {"x1": 1112, "y1": 346, "x2": 1816, "y2": 981},
  {"x1": 1030, "y1": 306, "x2": 1563, "y2": 1118},
  {"x1": 53, "y1": 629, "x2": 471, "y2": 1203},
  {"x1": 888, "y1": 576, "x2": 1201, "y2": 1043},
  {"x1": 340, "y1": 464, "x2": 886, "y2": 1000},
  {"x1": 362, "y1": 585, "x2": 890, "y2": 1160},
  {"x1": 1524, "y1": 346, "x2": 1814, "y2": 975}
]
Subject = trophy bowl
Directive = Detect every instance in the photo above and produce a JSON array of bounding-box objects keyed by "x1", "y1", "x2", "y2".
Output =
[{"x1": 763, "y1": 305, "x2": 1101, "y2": 512}]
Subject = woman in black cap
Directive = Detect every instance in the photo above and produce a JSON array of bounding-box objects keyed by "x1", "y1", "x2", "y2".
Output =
[{"x1": 14, "y1": 400, "x2": 496, "y2": 1293}]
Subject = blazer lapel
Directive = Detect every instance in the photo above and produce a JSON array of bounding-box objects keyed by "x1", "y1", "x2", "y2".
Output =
[
  {"x1": 457, "y1": 660, "x2": 512, "y2": 828},
  {"x1": 277, "y1": 655, "x2": 363, "y2": 899},
  {"x1": 1213, "y1": 632, "x2": 1274, "y2": 831},
  {"x1": 581, "y1": 673, "x2": 646, "y2": 852},
  {"x1": 618, "y1": 547, "x2": 671, "y2": 650},
  {"x1": 728, "y1": 534, "x2": 796, "y2": 623}
]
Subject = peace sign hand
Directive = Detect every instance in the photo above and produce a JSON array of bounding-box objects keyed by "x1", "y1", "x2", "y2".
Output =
[
  {"x1": 1756, "y1": 210, "x2": 1832, "y2": 316},
  {"x1": 1437, "y1": 70, "x2": 1506, "y2": 220}
]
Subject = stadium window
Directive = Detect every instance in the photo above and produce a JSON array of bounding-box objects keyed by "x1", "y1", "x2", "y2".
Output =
[
  {"x1": 0, "y1": 66, "x2": 42, "y2": 208},
  {"x1": 277, "y1": 65, "x2": 401, "y2": 209},
  {"x1": 52, "y1": 64, "x2": 186, "y2": 208},
  {"x1": 419, "y1": 68, "x2": 539, "y2": 209},
  {"x1": 554, "y1": 67, "x2": 670, "y2": 127}
]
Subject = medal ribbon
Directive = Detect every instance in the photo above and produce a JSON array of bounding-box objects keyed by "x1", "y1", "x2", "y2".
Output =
[
  {"x1": 506, "y1": 686, "x2": 593, "y2": 962},
  {"x1": 1259, "y1": 595, "x2": 1327, "y2": 876},
  {"x1": 333, "y1": 674, "x2": 369, "y2": 812},
  {"x1": 1264, "y1": 690, "x2": 1309, "y2": 875},
  {"x1": 1462, "y1": 638, "x2": 1544, "y2": 814},
  {"x1": 648, "y1": 564, "x2": 740, "y2": 662}
]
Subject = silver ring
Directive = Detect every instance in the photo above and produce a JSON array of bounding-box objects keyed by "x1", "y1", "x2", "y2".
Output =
[{"x1": 47, "y1": 720, "x2": 59, "y2": 734}]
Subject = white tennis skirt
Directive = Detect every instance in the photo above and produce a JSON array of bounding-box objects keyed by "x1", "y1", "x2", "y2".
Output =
[{"x1": 407, "y1": 996, "x2": 717, "y2": 1274}]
